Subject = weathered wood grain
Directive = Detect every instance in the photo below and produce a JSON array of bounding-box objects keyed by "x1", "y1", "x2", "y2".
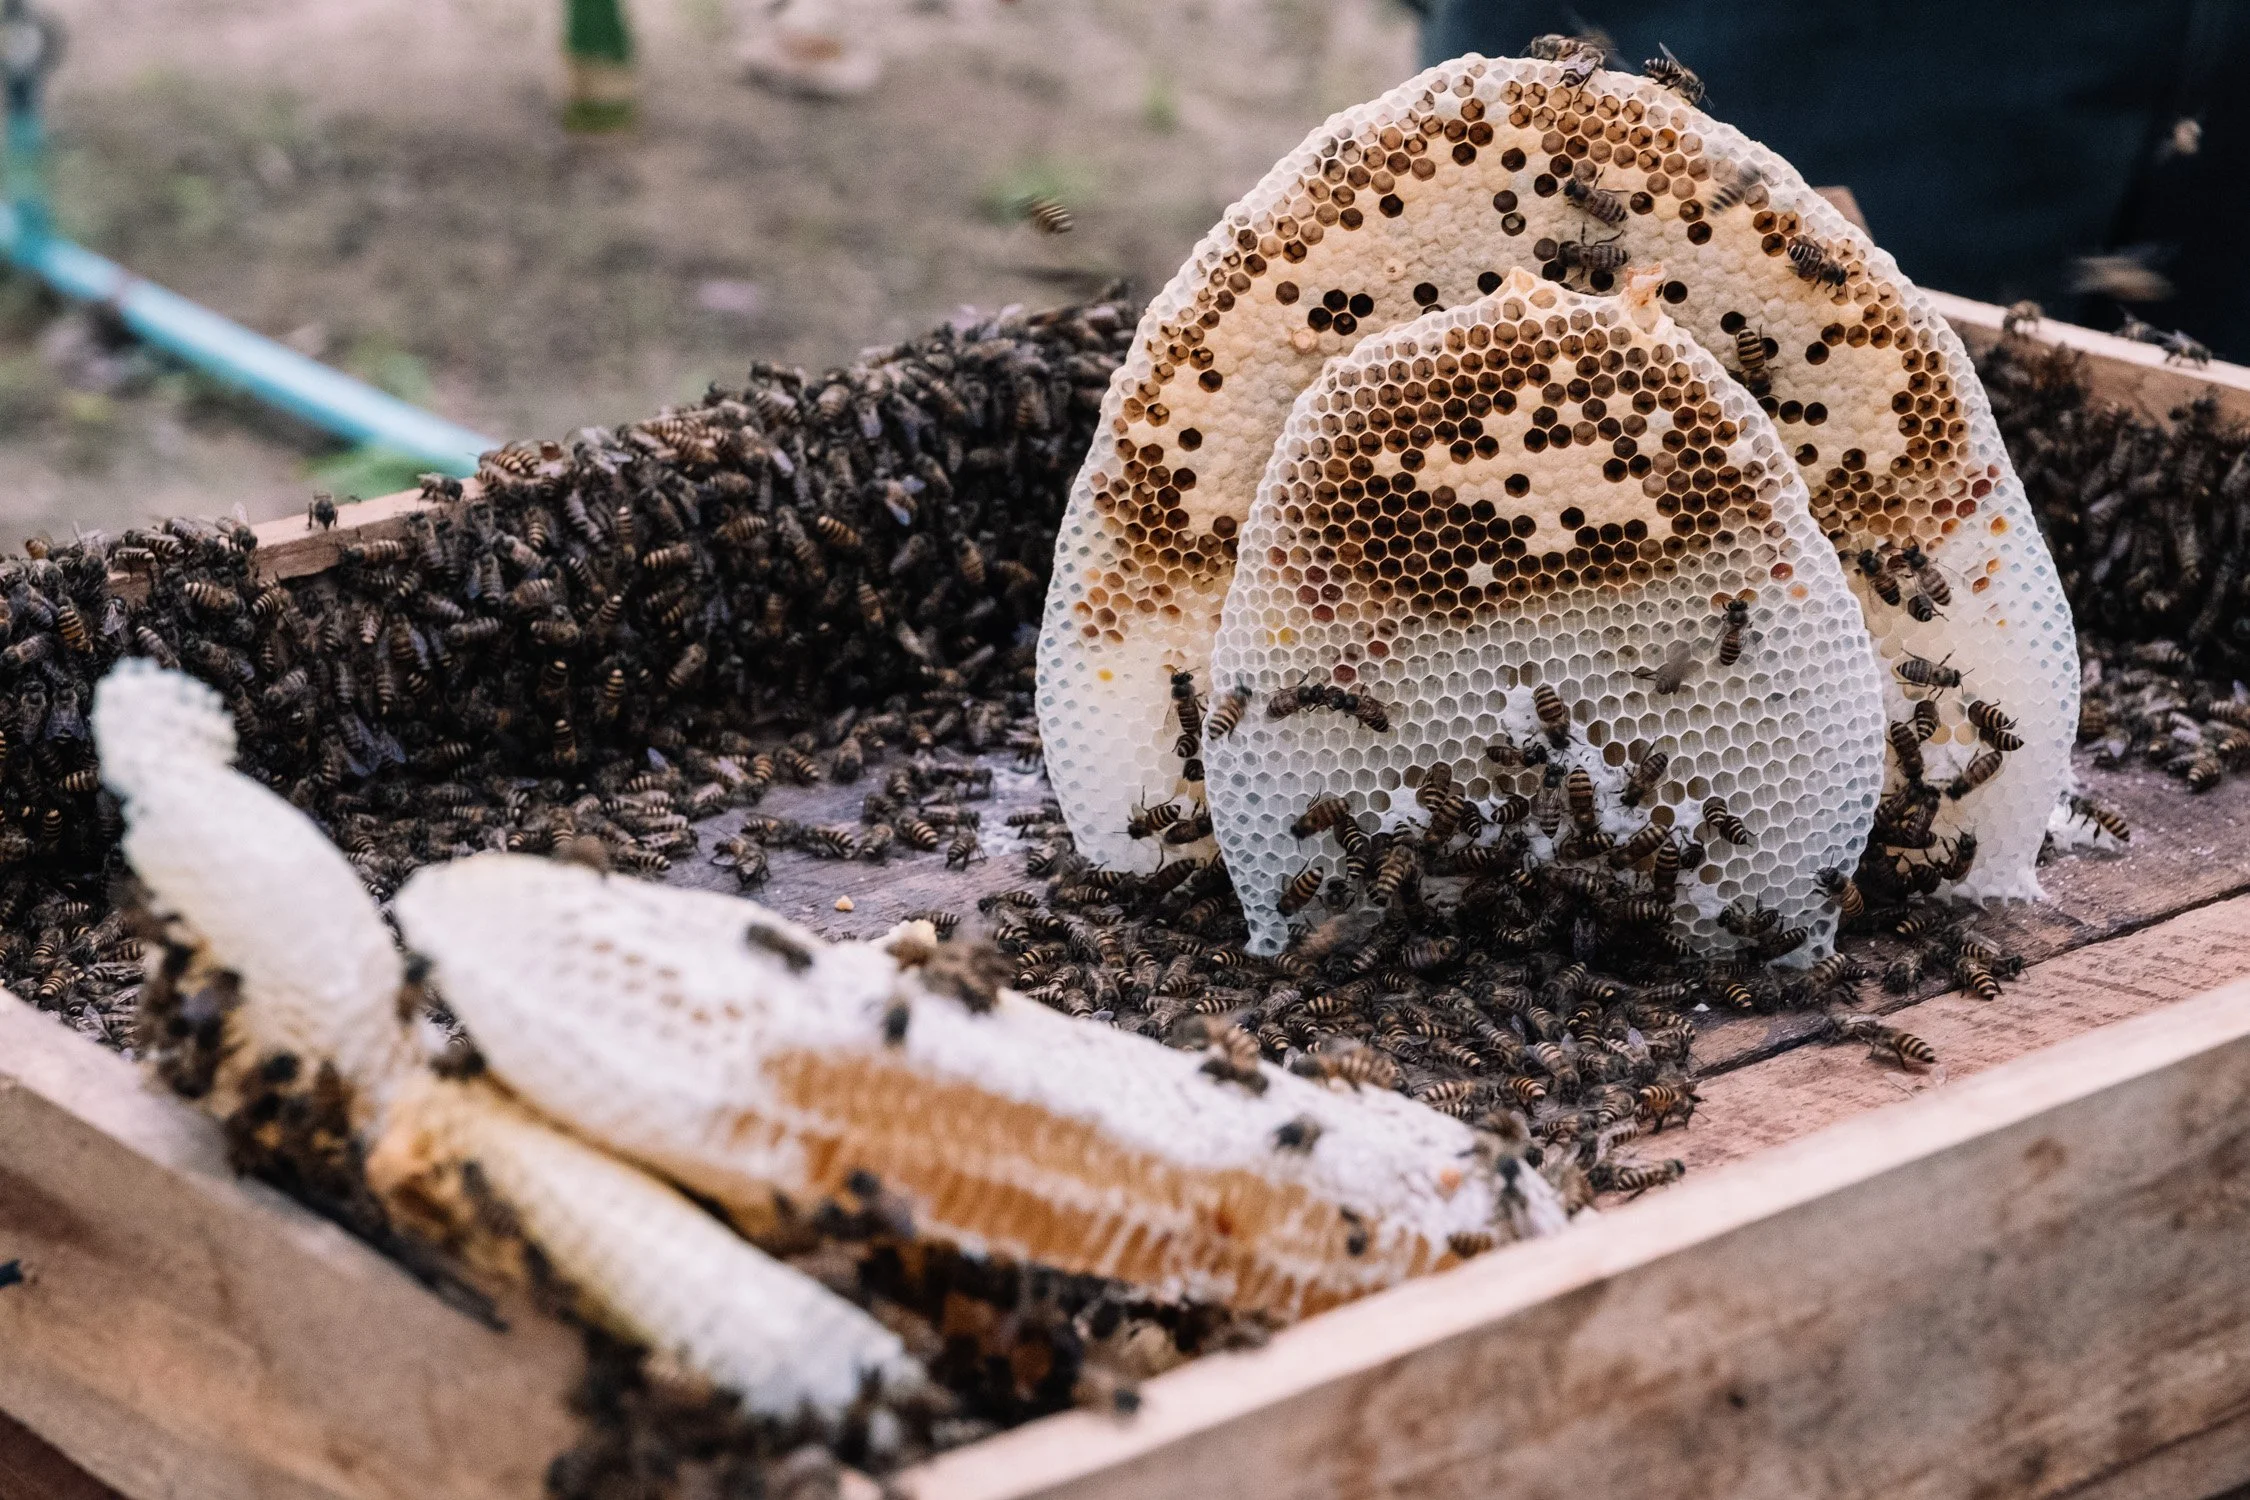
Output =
[
  {"x1": 1670, "y1": 891, "x2": 2250, "y2": 1177},
  {"x1": 903, "y1": 978, "x2": 2250, "y2": 1500},
  {"x1": 106, "y1": 486, "x2": 475, "y2": 603},
  {"x1": 1695, "y1": 753, "x2": 2250, "y2": 1073},
  {"x1": 1932, "y1": 288, "x2": 2250, "y2": 425},
  {"x1": 0, "y1": 996, "x2": 581, "y2": 1500},
  {"x1": 0, "y1": 1408, "x2": 123, "y2": 1500}
]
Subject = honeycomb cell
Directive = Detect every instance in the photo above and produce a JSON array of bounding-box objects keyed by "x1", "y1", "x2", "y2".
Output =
[
  {"x1": 1204, "y1": 271, "x2": 1885, "y2": 957},
  {"x1": 1036, "y1": 51, "x2": 2073, "y2": 898}
]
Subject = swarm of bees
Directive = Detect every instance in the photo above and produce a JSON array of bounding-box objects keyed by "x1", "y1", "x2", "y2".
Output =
[
  {"x1": 1979, "y1": 330, "x2": 2250, "y2": 798},
  {"x1": 0, "y1": 295, "x2": 1135, "y2": 1041}
]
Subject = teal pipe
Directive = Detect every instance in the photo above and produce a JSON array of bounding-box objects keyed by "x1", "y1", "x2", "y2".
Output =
[{"x1": 0, "y1": 201, "x2": 494, "y2": 475}]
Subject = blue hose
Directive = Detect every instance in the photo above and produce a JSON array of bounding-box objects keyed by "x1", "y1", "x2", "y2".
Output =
[{"x1": 0, "y1": 201, "x2": 495, "y2": 475}]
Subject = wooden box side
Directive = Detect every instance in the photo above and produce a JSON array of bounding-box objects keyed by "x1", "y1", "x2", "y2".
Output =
[
  {"x1": 907, "y1": 979, "x2": 2250, "y2": 1500},
  {"x1": 0, "y1": 996, "x2": 580, "y2": 1500}
]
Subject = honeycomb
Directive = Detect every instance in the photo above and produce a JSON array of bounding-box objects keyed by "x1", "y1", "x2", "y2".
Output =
[
  {"x1": 366, "y1": 1072, "x2": 919, "y2": 1419},
  {"x1": 1203, "y1": 271, "x2": 1886, "y2": 956},
  {"x1": 90, "y1": 659, "x2": 413, "y2": 1114},
  {"x1": 1035, "y1": 53, "x2": 2074, "y2": 900},
  {"x1": 94, "y1": 661, "x2": 925, "y2": 1420},
  {"x1": 392, "y1": 856, "x2": 1567, "y2": 1320}
]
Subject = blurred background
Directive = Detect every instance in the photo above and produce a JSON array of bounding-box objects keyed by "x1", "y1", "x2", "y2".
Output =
[
  {"x1": 0, "y1": 0, "x2": 1415, "y2": 537},
  {"x1": 0, "y1": 0, "x2": 2238, "y2": 539}
]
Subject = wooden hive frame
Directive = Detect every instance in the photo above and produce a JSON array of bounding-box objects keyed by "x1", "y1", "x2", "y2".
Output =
[{"x1": 8, "y1": 289, "x2": 2250, "y2": 1500}]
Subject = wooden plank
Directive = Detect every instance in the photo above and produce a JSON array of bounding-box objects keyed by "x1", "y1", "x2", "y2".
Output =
[
  {"x1": 106, "y1": 486, "x2": 468, "y2": 604},
  {"x1": 0, "y1": 1409, "x2": 124, "y2": 1500},
  {"x1": 902, "y1": 975, "x2": 2250, "y2": 1500},
  {"x1": 1696, "y1": 751, "x2": 2250, "y2": 1073},
  {"x1": 0, "y1": 995, "x2": 581, "y2": 1500},
  {"x1": 2057, "y1": 1404, "x2": 2250, "y2": 1500},
  {"x1": 1932, "y1": 288, "x2": 2250, "y2": 424},
  {"x1": 1673, "y1": 891, "x2": 2250, "y2": 1176}
]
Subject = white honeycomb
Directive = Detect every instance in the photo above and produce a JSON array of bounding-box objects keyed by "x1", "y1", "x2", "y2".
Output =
[
  {"x1": 93, "y1": 661, "x2": 924, "y2": 1421},
  {"x1": 392, "y1": 856, "x2": 1567, "y2": 1320},
  {"x1": 1035, "y1": 52, "x2": 2075, "y2": 900},
  {"x1": 91, "y1": 659, "x2": 414, "y2": 1115},
  {"x1": 1205, "y1": 271, "x2": 1886, "y2": 956},
  {"x1": 367, "y1": 1073, "x2": 918, "y2": 1419}
]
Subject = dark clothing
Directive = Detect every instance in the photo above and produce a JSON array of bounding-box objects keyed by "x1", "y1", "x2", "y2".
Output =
[{"x1": 1414, "y1": 1, "x2": 2250, "y2": 360}]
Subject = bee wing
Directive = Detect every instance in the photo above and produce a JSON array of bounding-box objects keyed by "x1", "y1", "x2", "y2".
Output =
[{"x1": 393, "y1": 854, "x2": 1563, "y2": 1318}]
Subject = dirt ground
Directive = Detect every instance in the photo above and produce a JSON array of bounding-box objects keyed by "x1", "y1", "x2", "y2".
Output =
[{"x1": 0, "y1": 0, "x2": 1415, "y2": 537}]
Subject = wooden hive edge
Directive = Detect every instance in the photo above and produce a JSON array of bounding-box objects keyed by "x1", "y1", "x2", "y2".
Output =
[
  {"x1": 0, "y1": 993, "x2": 582, "y2": 1500},
  {"x1": 901, "y1": 975, "x2": 2250, "y2": 1500}
]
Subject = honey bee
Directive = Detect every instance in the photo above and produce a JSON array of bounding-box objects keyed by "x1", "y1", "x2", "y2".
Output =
[
  {"x1": 946, "y1": 828, "x2": 982, "y2": 869},
  {"x1": 1964, "y1": 700, "x2": 2022, "y2": 751},
  {"x1": 2068, "y1": 793, "x2": 2130, "y2": 843},
  {"x1": 1891, "y1": 545, "x2": 1948, "y2": 610},
  {"x1": 1278, "y1": 863, "x2": 1324, "y2": 916},
  {"x1": 1786, "y1": 234, "x2": 1849, "y2": 287},
  {"x1": 1621, "y1": 746, "x2": 1668, "y2": 807},
  {"x1": 1416, "y1": 763, "x2": 1466, "y2": 841},
  {"x1": 1884, "y1": 953, "x2": 1925, "y2": 994},
  {"x1": 1886, "y1": 719, "x2": 1927, "y2": 783},
  {"x1": 1205, "y1": 683, "x2": 1251, "y2": 739},
  {"x1": 1292, "y1": 793, "x2": 1352, "y2": 838},
  {"x1": 1714, "y1": 598, "x2": 1751, "y2": 666},
  {"x1": 1802, "y1": 953, "x2": 1864, "y2": 992},
  {"x1": 1946, "y1": 749, "x2": 2005, "y2": 800},
  {"x1": 1127, "y1": 800, "x2": 1183, "y2": 840},
  {"x1": 1297, "y1": 1040, "x2": 1400, "y2": 1091},
  {"x1": 1814, "y1": 866, "x2": 1864, "y2": 921},
  {"x1": 1545, "y1": 31, "x2": 1611, "y2": 86},
  {"x1": 1563, "y1": 165, "x2": 1629, "y2": 228},
  {"x1": 1272, "y1": 1114, "x2": 1324, "y2": 1152},
  {"x1": 1648, "y1": 838, "x2": 1681, "y2": 897},
  {"x1": 1895, "y1": 654, "x2": 1962, "y2": 690},
  {"x1": 1719, "y1": 898, "x2": 1781, "y2": 938},
  {"x1": 1641, "y1": 42, "x2": 1705, "y2": 104},
  {"x1": 1705, "y1": 161, "x2": 1762, "y2": 214},
  {"x1": 1633, "y1": 638, "x2": 1695, "y2": 693},
  {"x1": 1956, "y1": 955, "x2": 2002, "y2": 1001},
  {"x1": 1701, "y1": 796, "x2": 1750, "y2": 845},
  {"x1": 1834, "y1": 1015, "x2": 1937, "y2": 1070},
  {"x1": 1169, "y1": 669, "x2": 1203, "y2": 741},
  {"x1": 1019, "y1": 195, "x2": 1074, "y2": 235},
  {"x1": 1912, "y1": 699, "x2": 1942, "y2": 742},
  {"x1": 1533, "y1": 763, "x2": 1568, "y2": 836},
  {"x1": 308, "y1": 493, "x2": 338, "y2": 530},
  {"x1": 1265, "y1": 681, "x2": 1321, "y2": 720},
  {"x1": 1608, "y1": 821, "x2": 1670, "y2": 868},
  {"x1": 1369, "y1": 845, "x2": 1418, "y2": 906},
  {"x1": 1937, "y1": 831, "x2": 1979, "y2": 883},
  {"x1": 1162, "y1": 806, "x2": 1213, "y2": 844},
  {"x1": 1593, "y1": 1159, "x2": 1685, "y2": 1197},
  {"x1": 1856, "y1": 548, "x2": 1904, "y2": 606},
  {"x1": 1906, "y1": 592, "x2": 1940, "y2": 622},
  {"x1": 1531, "y1": 684, "x2": 1571, "y2": 746},
  {"x1": 1563, "y1": 766, "x2": 1598, "y2": 832},
  {"x1": 1731, "y1": 324, "x2": 1771, "y2": 399}
]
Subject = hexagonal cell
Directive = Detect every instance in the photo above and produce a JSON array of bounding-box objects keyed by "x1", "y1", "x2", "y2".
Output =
[
  {"x1": 1205, "y1": 272, "x2": 1885, "y2": 956},
  {"x1": 1037, "y1": 49, "x2": 2073, "y2": 904}
]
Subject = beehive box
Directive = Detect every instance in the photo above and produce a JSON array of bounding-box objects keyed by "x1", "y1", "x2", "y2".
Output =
[{"x1": 6, "y1": 290, "x2": 2250, "y2": 1500}]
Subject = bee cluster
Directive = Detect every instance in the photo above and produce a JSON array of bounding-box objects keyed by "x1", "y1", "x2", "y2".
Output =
[
  {"x1": 550, "y1": 1226, "x2": 1255, "y2": 1500},
  {"x1": 0, "y1": 296, "x2": 1134, "y2": 1046},
  {"x1": 984, "y1": 787, "x2": 1830, "y2": 1206},
  {"x1": 1977, "y1": 333, "x2": 2250, "y2": 798}
]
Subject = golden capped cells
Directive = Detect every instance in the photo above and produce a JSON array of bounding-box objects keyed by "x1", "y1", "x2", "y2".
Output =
[
  {"x1": 1034, "y1": 51, "x2": 2072, "y2": 897},
  {"x1": 1203, "y1": 271, "x2": 1886, "y2": 957}
]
